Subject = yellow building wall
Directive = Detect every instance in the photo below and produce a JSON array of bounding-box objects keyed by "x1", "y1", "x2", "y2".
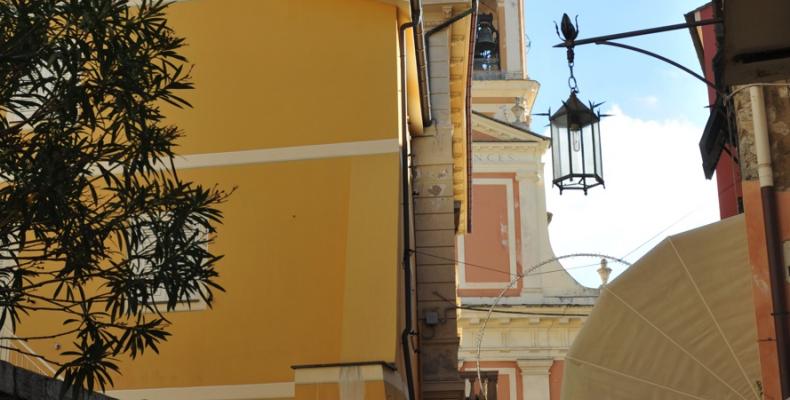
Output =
[
  {"x1": 108, "y1": 154, "x2": 400, "y2": 388},
  {"x1": 130, "y1": 0, "x2": 404, "y2": 389},
  {"x1": 14, "y1": 0, "x2": 408, "y2": 396},
  {"x1": 164, "y1": 0, "x2": 401, "y2": 154}
]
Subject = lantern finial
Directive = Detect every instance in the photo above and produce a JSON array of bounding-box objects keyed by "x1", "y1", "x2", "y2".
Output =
[{"x1": 555, "y1": 14, "x2": 580, "y2": 93}]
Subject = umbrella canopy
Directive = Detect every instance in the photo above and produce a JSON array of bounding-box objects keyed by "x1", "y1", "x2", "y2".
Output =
[{"x1": 561, "y1": 215, "x2": 761, "y2": 400}]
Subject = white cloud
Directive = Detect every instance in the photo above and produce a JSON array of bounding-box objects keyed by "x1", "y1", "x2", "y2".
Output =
[
  {"x1": 542, "y1": 105, "x2": 719, "y2": 287},
  {"x1": 635, "y1": 95, "x2": 659, "y2": 108}
]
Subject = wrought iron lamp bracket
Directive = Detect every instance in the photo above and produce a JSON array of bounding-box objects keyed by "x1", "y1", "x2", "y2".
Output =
[
  {"x1": 594, "y1": 40, "x2": 723, "y2": 96},
  {"x1": 553, "y1": 16, "x2": 724, "y2": 96}
]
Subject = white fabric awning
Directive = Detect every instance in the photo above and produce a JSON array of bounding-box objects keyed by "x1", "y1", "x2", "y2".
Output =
[{"x1": 561, "y1": 215, "x2": 761, "y2": 400}]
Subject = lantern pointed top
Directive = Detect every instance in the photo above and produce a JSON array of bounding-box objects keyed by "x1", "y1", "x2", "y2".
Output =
[{"x1": 551, "y1": 91, "x2": 600, "y2": 125}]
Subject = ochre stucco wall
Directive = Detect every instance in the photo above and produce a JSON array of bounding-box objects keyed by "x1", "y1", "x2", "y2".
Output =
[
  {"x1": 19, "y1": 153, "x2": 401, "y2": 388},
  {"x1": 15, "y1": 0, "x2": 406, "y2": 394},
  {"x1": 164, "y1": 0, "x2": 401, "y2": 154}
]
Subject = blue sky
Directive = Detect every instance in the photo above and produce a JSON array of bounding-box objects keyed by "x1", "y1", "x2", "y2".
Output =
[
  {"x1": 523, "y1": 1, "x2": 721, "y2": 287},
  {"x1": 526, "y1": 0, "x2": 710, "y2": 124}
]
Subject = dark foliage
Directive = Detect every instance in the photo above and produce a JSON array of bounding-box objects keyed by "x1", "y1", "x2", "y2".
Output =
[{"x1": 0, "y1": 0, "x2": 229, "y2": 395}]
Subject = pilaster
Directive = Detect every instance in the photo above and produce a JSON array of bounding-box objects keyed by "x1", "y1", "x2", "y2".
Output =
[
  {"x1": 517, "y1": 359, "x2": 553, "y2": 400},
  {"x1": 496, "y1": 0, "x2": 525, "y2": 77},
  {"x1": 515, "y1": 169, "x2": 542, "y2": 294}
]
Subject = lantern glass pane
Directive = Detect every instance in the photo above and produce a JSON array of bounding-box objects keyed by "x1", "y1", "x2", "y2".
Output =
[
  {"x1": 551, "y1": 113, "x2": 570, "y2": 181},
  {"x1": 592, "y1": 120, "x2": 603, "y2": 181},
  {"x1": 568, "y1": 125, "x2": 585, "y2": 176},
  {"x1": 581, "y1": 123, "x2": 595, "y2": 176}
]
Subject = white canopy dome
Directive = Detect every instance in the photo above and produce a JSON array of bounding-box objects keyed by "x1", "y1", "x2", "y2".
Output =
[{"x1": 561, "y1": 215, "x2": 761, "y2": 400}]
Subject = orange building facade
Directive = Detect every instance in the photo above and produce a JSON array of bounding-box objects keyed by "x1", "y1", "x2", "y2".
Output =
[{"x1": 690, "y1": 2, "x2": 790, "y2": 398}]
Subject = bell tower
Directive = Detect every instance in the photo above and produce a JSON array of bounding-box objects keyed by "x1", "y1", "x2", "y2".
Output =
[
  {"x1": 474, "y1": 0, "x2": 527, "y2": 79},
  {"x1": 474, "y1": 13, "x2": 501, "y2": 71},
  {"x1": 471, "y1": 0, "x2": 537, "y2": 126}
]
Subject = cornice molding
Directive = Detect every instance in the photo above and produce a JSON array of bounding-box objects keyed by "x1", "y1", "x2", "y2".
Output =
[
  {"x1": 459, "y1": 295, "x2": 598, "y2": 306},
  {"x1": 472, "y1": 79, "x2": 539, "y2": 99},
  {"x1": 472, "y1": 113, "x2": 547, "y2": 144},
  {"x1": 457, "y1": 320, "x2": 588, "y2": 331},
  {"x1": 516, "y1": 359, "x2": 554, "y2": 374},
  {"x1": 459, "y1": 348, "x2": 570, "y2": 362},
  {"x1": 515, "y1": 170, "x2": 541, "y2": 182}
]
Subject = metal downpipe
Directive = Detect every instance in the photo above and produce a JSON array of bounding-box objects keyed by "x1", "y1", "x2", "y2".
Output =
[
  {"x1": 750, "y1": 85, "x2": 790, "y2": 399},
  {"x1": 399, "y1": 22, "x2": 417, "y2": 400},
  {"x1": 464, "y1": 0, "x2": 478, "y2": 233},
  {"x1": 409, "y1": 0, "x2": 433, "y2": 127}
]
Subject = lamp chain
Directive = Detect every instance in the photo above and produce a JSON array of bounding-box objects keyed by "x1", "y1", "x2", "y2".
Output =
[{"x1": 568, "y1": 57, "x2": 579, "y2": 94}]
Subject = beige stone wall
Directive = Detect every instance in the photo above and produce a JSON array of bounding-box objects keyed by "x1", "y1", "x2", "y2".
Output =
[
  {"x1": 412, "y1": 3, "x2": 474, "y2": 399},
  {"x1": 733, "y1": 81, "x2": 790, "y2": 190}
]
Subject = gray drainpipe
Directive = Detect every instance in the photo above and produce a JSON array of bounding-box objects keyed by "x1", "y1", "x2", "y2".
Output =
[
  {"x1": 409, "y1": 0, "x2": 433, "y2": 127},
  {"x1": 399, "y1": 22, "x2": 417, "y2": 400}
]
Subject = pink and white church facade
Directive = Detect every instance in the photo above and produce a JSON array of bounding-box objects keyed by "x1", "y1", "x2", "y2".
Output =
[
  {"x1": 457, "y1": 114, "x2": 600, "y2": 400},
  {"x1": 459, "y1": 1, "x2": 601, "y2": 397}
]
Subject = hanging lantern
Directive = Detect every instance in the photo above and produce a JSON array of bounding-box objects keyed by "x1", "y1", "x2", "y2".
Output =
[
  {"x1": 550, "y1": 92, "x2": 604, "y2": 194},
  {"x1": 474, "y1": 14, "x2": 500, "y2": 71}
]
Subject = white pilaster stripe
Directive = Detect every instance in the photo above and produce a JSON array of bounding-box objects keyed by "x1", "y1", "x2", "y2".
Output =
[
  {"x1": 294, "y1": 364, "x2": 382, "y2": 383},
  {"x1": 105, "y1": 382, "x2": 294, "y2": 400},
  {"x1": 172, "y1": 138, "x2": 400, "y2": 170},
  {"x1": 0, "y1": 139, "x2": 400, "y2": 184}
]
